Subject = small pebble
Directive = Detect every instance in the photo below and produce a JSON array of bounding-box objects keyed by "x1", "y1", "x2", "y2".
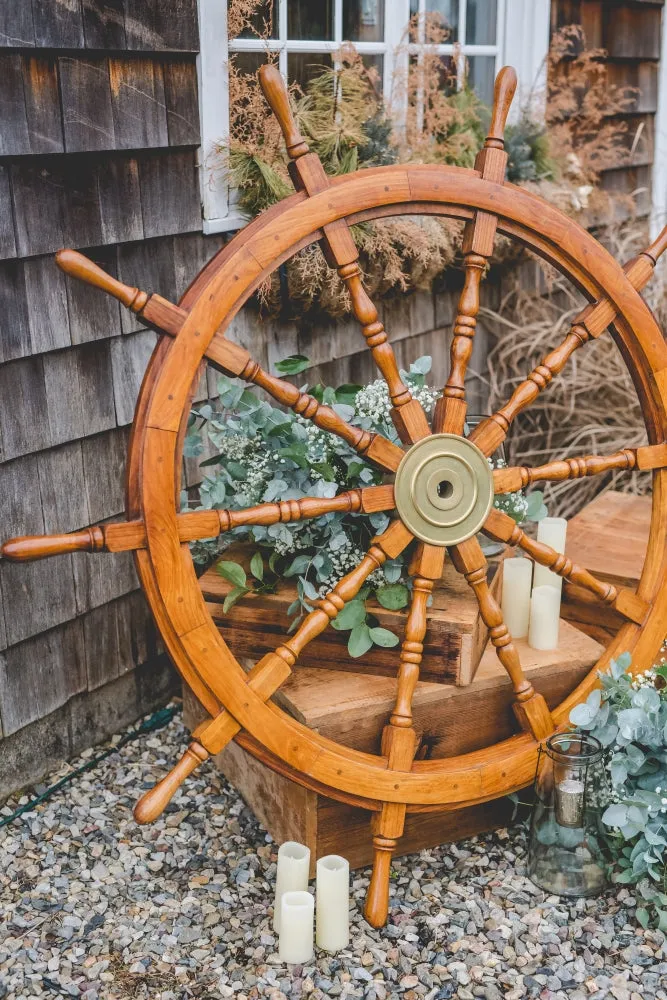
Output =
[{"x1": 0, "y1": 705, "x2": 664, "y2": 999}]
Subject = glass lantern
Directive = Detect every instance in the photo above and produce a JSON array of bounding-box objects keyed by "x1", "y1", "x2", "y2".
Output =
[{"x1": 527, "y1": 732, "x2": 608, "y2": 897}]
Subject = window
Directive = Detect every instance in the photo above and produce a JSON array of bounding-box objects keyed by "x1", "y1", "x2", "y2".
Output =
[{"x1": 197, "y1": 0, "x2": 550, "y2": 233}]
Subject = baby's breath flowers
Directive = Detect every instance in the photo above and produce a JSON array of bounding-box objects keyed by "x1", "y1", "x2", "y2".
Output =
[{"x1": 185, "y1": 355, "x2": 544, "y2": 657}]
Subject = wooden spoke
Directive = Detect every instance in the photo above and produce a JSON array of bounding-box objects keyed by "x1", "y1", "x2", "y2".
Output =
[
  {"x1": 249, "y1": 519, "x2": 413, "y2": 678},
  {"x1": 365, "y1": 542, "x2": 445, "y2": 928},
  {"x1": 471, "y1": 226, "x2": 667, "y2": 457},
  {"x1": 57, "y1": 254, "x2": 404, "y2": 470},
  {"x1": 493, "y1": 443, "x2": 667, "y2": 493},
  {"x1": 238, "y1": 360, "x2": 405, "y2": 471},
  {"x1": 433, "y1": 68, "x2": 516, "y2": 435},
  {"x1": 136, "y1": 649, "x2": 291, "y2": 823},
  {"x1": 1, "y1": 485, "x2": 396, "y2": 562},
  {"x1": 137, "y1": 518, "x2": 412, "y2": 824},
  {"x1": 257, "y1": 64, "x2": 430, "y2": 445},
  {"x1": 56, "y1": 250, "x2": 404, "y2": 474},
  {"x1": 484, "y1": 508, "x2": 650, "y2": 626},
  {"x1": 449, "y1": 534, "x2": 554, "y2": 741}
]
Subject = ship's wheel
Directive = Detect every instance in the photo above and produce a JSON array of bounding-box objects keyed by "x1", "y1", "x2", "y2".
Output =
[{"x1": 4, "y1": 64, "x2": 667, "y2": 928}]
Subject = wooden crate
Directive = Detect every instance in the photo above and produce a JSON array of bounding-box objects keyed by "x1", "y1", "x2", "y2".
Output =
[
  {"x1": 562, "y1": 490, "x2": 650, "y2": 643},
  {"x1": 200, "y1": 555, "x2": 502, "y2": 686},
  {"x1": 184, "y1": 620, "x2": 603, "y2": 867}
]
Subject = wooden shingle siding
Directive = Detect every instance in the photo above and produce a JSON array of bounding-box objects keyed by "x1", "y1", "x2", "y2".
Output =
[
  {"x1": 0, "y1": 0, "x2": 205, "y2": 786},
  {"x1": 552, "y1": 0, "x2": 665, "y2": 207},
  {"x1": 82, "y1": 0, "x2": 127, "y2": 50},
  {"x1": 60, "y1": 56, "x2": 116, "y2": 152},
  {"x1": 0, "y1": 5, "x2": 36, "y2": 48},
  {"x1": 0, "y1": 53, "x2": 198, "y2": 157},
  {"x1": 0, "y1": 0, "x2": 199, "y2": 51},
  {"x1": 108, "y1": 57, "x2": 169, "y2": 149},
  {"x1": 0, "y1": 616, "x2": 87, "y2": 735},
  {"x1": 5, "y1": 150, "x2": 200, "y2": 260}
]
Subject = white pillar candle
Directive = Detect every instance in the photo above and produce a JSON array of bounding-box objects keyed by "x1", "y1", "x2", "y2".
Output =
[
  {"x1": 501, "y1": 557, "x2": 533, "y2": 638},
  {"x1": 279, "y1": 890, "x2": 314, "y2": 964},
  {"x1": 316, "y1": 855, "x2": 350, "y2": 953},
  {"x1": 273, "y1": 841, "x2": 310, "y2": 932},
  {"x1": 533, "y1": 517, "x2": 568, "y2": 591},
  {"x1": 528, "y1": 584, "x2": 561, "y2": 650}
]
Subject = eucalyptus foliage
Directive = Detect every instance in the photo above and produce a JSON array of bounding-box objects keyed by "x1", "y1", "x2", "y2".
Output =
[
  {"x1": 184, "y1": 356, "x2": 543, "y2": 657},
  {"x1": 570, "y1": 651, "x2": 667, "y2": 929}
]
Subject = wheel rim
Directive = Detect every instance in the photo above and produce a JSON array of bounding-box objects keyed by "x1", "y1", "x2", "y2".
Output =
[{"x1": 132, "y1": 164, "x2": 667, "y2": 809}]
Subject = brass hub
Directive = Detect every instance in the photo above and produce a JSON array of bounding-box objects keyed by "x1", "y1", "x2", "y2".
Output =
[{"x1": 394, "y1": 433, "x2": 494, "y2": 546}]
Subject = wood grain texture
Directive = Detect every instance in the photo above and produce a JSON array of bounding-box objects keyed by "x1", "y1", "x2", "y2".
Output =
[
  {"x1": 22, "y1": 55, "x2": 63, "y2": 154},
  {"x1": 59, "y1": 57, "x2": 115, "y2": 153},
  {"x1": 82, "y1": 0, "x2": 126, "y2": 48},
  {"x1": 258, "y1": 63, "x2": 429, "y2": 446},
  {"x1": 433, "y1": 69, "x2": 515, "y2": 435},
  {"x1": 108, "y1": 57, "x2": 168, "y2": 150},
  {"x1": 201, "y1": 551, "x2": 496, "y2": 686}
]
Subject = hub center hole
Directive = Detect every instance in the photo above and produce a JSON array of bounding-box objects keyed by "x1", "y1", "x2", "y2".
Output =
[{"x1": 437, "y1": 479, "x2": 454, "y2": 499}]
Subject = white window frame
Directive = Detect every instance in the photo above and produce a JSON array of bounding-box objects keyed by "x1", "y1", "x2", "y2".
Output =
[
  {"x1": 197, "y1": 0, "x2": 550, "y2": 233},
  {"x1": 652, "y1": 2, "x2": 667, "y2": 239}
]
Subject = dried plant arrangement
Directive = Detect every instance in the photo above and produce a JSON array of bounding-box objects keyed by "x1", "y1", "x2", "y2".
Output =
[
  {"x1": 222, "y1": 4, "x2": 570, "y2": 318},
  {"x1": 479, "y1": 220, "x2": 667, "y2": 519}
]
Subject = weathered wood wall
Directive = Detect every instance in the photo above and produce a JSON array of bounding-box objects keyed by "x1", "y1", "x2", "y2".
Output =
[
  {"x1": 0, "y1": 0, "x2": 221, "y2": 797},
  {"x1": 552, "y1": 0, "x2": 664, "y2": 212}
]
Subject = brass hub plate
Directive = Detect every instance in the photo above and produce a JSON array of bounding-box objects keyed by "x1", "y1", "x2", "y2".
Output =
[{"x1": 394, "y1": 433, "x2": 494, "y2": 546}]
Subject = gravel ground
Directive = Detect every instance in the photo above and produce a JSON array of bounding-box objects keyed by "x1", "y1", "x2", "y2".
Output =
[{"x1": 1, "y1": 705, "x2": 666, "y2": 1000}]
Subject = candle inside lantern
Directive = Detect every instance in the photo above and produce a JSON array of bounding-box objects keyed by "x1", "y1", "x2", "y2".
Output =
[
  {"x1": 279, "y1": 890, "x2": 314, "y2": 964},
  {"x1": 501, "y1": 557, "x2": 533, "y2": 638},
  {"x1": 528, "y1": 585, "x2": 561, "y2": 650},
  {"x1": 316, "y1": 854, "x2": 350, "y2": 953},
  {"x1": 273, "y1": 841, "x2": 310, "y2": 932},
  {"x1": 555, "y1": 776, "x2": 586, "y2": 827},
  {"x1": 533, "y1": 517, "x2": 567, "y2": 591}
]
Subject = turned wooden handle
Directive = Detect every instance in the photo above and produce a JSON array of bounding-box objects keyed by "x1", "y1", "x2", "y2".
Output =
[
  {"x1": 56, "y1": 249, "x2": 149, "y2": 312},
  {"x1": 646, "y1": 225, "x2": 667, "y2": 264},
  {"x1": 364, "y1": 837, "x2": 394, "y2": 928},
  {"x1": 133, "y1": 741, "x2": 209, "y2": 824},
  {"x1": 487, "y1": 66, "x2": 518, "y2": 145},
  {"x1": 258, "y1": 63, "x2": 309, "y2": 158},
  {"x1": 1, "y1": 527, "x2": 105, "y2": 562}
]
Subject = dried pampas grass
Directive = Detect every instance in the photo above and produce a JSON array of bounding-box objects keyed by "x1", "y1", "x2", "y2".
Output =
[{"x1": 480, "y1": 222, "x2": 667, "y2": 519}]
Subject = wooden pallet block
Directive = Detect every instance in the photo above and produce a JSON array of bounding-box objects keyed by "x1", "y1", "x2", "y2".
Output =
[
  {"x1": 562, "y1": 490, "x2": 651, "y2": 643},
  {"x1": 183, "y1": 620, "x2": 602, "y2": 868},
  {"x1": 200, "y1": 551, "x2": 502, "y2": 686}
]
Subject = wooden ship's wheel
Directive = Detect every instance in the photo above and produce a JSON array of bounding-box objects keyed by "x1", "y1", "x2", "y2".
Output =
[{"x1": 4, "y1": 65, "x2": 667, "y2": 928}]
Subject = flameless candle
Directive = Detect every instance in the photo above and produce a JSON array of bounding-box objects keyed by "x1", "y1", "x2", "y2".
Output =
[
  {"x1": 528, "y1": 584, "x2": 561, "y2": 650},
  {"x1": 501, "y1": 557, "x2": 533, "y2": 638},
  {"x1": 279, "y1": 890, "x2": 314, "y2": 964},
  {"x1": 273, "y1": 841, "x2": 310, "y2": 932},
  {"x1": 533, "y1": 517, "x2": 568, "y2": 591},
  {"x1": 316, "y1": 855, "x2": 350, "y2": 952},
  {"x1": 555, "y1": 777, "x2": 586, "y2": 827}
]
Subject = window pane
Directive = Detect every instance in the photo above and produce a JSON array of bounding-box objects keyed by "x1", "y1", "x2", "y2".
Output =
[
  {"x1": 411, "y1": 1, "x2": 459, "y2": 42},
  {"x1": 343, "y1": 0, "x2": 385, "y2": 42},
  {"x1": 288, "y1": 52, "x2": 334, "y2": 89},
  {"x1": 467, "y1": 55, "x2": 495, "y2": 105},
  {"x1": 235, "y1": 0, "x2": 278, "y2": 40},
  {"x1": 361, "y1": 53, "x2": 384, "y2": 85},
  {"x1": 232, "y1": 51, "x2": 266, "y2": 76},
  {"x1": 288, "y1": 0, "x2": 334, "y2": 40},
  {"x1": 466, "y1": 0, "x2": 497, "y2": 45}
]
